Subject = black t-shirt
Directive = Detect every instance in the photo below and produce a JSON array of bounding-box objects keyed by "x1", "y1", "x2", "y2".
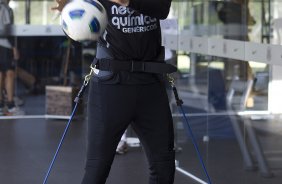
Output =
[
  {"x1": 98, "y1": 0, "x2": 163, "y2": 60},
  {"x1": 96, "y1": 0, "x2": 169, "y2": 84}
]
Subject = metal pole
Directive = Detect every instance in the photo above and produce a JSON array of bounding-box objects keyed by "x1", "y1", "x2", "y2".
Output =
[{"x1": 25, "y1": 0, "x2": 30, "y2": 24}]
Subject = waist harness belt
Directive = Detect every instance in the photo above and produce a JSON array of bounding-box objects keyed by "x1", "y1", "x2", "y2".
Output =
[{"x1": 93, "y1": 58, "x2": 177, "y2": 74}]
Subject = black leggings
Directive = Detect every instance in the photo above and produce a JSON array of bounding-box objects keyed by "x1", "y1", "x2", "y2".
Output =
[{"x1": 82, "y1": 79, "x2": 175, "y2": 184}]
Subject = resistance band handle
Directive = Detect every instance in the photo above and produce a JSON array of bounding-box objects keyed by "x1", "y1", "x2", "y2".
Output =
[{"x1": 172, "y1": 86, "x2": 183, "y2": 106}]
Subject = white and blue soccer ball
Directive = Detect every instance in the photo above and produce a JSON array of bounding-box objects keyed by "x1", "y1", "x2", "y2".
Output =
[{"x1": 61, "y1": 0, "x2": 108, "y2": 42}]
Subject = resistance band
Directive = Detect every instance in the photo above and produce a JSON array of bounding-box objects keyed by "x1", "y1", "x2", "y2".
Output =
[
  {"x1": 42, "y1": 67, "x2": 212, "y2": 184},
  {"x1": 168, "y1": 74, "x2": 212, "y2": 184},
  {"x1": 42, "y1": 68, "x2": 93, "y2": 184}
]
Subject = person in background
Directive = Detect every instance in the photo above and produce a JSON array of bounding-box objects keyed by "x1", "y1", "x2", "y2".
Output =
[{"x1": 0, "y1": 0, "x2": 24, "y2": 115}]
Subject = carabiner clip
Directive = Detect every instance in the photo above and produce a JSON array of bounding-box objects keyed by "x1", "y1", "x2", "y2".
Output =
[
  {"x1": 167, "y1": 74, "x2": 175, "y2": 87},
  {"x1": 83, "y1": 64, "x2": 95, "y2": 86}
]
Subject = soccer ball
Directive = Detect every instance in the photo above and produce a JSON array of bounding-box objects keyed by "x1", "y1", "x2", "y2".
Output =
[{"x1": 61, "y1": 0, "x2": 108, "y2": 42}]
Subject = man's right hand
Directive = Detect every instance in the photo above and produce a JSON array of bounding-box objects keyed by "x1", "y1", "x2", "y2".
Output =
[
  {"x1": 51, "y1": 0, "x2": 68, "y2": 12},
  {"x1": 109, "y1": 0, "x2": 129, "y2": 6}
]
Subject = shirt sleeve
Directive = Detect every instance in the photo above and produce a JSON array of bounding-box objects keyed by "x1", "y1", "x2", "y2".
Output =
[{"x1": 128, "y1": 0, "x2": 172, "y2": 19}]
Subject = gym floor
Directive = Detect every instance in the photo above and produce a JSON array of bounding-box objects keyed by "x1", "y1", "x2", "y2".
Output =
[
  {"x1": 0, "y1": 118, "x2": 190, "y2": 184},
  {"x1": 0, "y1": 115, "x2": 282, "y2": 184}
]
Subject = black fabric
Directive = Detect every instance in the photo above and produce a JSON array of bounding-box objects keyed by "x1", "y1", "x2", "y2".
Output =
[
  {"x1": 0, "y1": 46, "x2": 15, "y2": 72},
  {"x1": 217, "y1": 2, "x2": 243, "y2": 24},
  {"x1": 93, "y1": 46, "x2": 164, "y2": 85},
  {"x1": 82, "y1": 2, "x2": 176, "y2": 183},
  {"x1": 7, "y1": 101, "x2": 15, "y2": 109},
  {"x1": 0, "y1": 101, "x2": 4, "y2": 108},
  {"x1": 96, "y1": 58, "x2": 177, "y2": 74},
  {"x1": 92, "y1": 57, "x2": 163, "y2": 85},
  {"x1": 128, "y1": 0, "x2": 172, "y2": 19},
  {"x1": 98, "y1": 0, "x2": 164, "y2": 61},
  {"x1": 94, "y1": 1, "x2": 176, "y2": 85},
  {"x1": 82, "y1": 80, "x2": 175, "y2": 184}
]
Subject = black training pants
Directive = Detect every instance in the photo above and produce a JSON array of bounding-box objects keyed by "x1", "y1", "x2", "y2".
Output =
[{"x1": 81, "y1": 79, "x2": 175, "y2": 184}]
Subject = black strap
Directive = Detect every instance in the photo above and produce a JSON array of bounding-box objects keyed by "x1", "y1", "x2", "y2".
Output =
[{"x1": 94, "y1": 58, "x2": 177, "y2": 74}]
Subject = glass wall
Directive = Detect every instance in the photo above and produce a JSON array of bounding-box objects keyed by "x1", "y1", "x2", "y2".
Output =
[
  {"x1": 1, "y1": 0, "x2": 89, "y2": 117},
  {"x1": 11, "y1": 0, "x2": 61, "y2": 25},
  {"x1": 165, "y1": 0, "x2": 282, "y2": 184}
]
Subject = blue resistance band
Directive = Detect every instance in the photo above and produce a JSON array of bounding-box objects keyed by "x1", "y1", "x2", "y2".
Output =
[
  {"x1": 42, "y1": 81, "x2": 88, "y2": 184},
  {"x1": 171, "y1": 81, "x2": 212, "y2": 184}
]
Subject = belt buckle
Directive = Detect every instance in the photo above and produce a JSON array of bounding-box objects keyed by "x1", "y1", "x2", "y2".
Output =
[{"x1": 131, "y1": 61, "x2": 145, "y2": 72}]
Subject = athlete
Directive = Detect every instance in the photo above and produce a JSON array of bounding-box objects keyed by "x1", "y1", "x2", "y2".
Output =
[{"x1": 53, "y1": 0, "x2": 175, "y2": 183}]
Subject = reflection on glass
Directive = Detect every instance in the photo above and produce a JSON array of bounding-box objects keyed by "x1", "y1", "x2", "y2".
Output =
[
  {"x1": 14, "y1": 37, "x2": 83, "y2": 116},
  {"x1": 169, "y1": 1, "x2": 282, "y2": 184},
  {"x1": 11, "y1": 0, "x2": 60, "y2": 25}
]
